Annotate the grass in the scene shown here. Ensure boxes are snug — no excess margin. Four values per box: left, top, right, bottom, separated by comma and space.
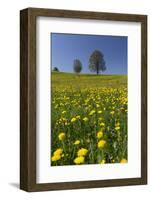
51, 72, 128, 166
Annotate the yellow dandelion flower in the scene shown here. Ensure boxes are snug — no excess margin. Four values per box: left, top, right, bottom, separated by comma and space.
53, 148, 63, 156
89, 110, 96, 116
77, 148, 88, 157
58, 132, 65, 141
100, 122, 105, 127
83, 117, 88, 122
74, 140, 80, 145
120, 159, 127, 163
98, 140, 106, 149
110, 111, 115, 115
115, 122, 120, 126
98, 117, 103, 121
98, 110, 102, 114
99, 159, 106, 164
71, 117, 76, 123
115, 126, 120, 131
51, 154, 61, 162
76, 115, 81, 119
97, 131, 103, 139
74, 156, 85, 164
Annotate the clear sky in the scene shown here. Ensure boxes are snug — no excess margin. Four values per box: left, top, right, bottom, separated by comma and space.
51, 33, 127, 74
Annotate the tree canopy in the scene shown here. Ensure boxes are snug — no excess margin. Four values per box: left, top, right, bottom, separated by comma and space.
73, 59, 82, 74
52, 67, 59, 72
89, 50, 106, 74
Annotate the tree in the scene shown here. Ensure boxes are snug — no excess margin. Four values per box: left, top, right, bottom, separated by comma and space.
89, 50, 106, 75
73, 59, 82, 74
52, 67, 59, 72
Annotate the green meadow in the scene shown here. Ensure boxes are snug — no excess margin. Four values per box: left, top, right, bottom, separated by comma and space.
51, 72, 128, 166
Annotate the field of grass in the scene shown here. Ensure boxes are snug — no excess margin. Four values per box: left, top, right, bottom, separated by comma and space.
51, 72, 128, 166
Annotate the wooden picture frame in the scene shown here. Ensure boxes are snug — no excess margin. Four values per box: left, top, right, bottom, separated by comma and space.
20, 7, 147, 192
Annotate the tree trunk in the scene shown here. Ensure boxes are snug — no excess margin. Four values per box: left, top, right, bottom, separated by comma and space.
96, 63, 99, 75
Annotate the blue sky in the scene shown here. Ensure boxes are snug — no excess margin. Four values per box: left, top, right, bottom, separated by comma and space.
51, 33, 127, 74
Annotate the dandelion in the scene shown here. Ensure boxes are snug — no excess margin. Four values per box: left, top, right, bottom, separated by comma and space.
115, 126, 120, 131
65, 122, 69, 126
97, 131, 103, 139
98, 140, 106, 149
74, 140, 80, 145
110, 111, 115, 115
74, 156, 85, 164
98, 117, 103, 121
98, 110, 102, 114
100, 122, 105, 127
115, 122, 120, 126
83, 117, 88, 122
89, 110, 96, 116
51, 154, 61, 162
53, 148, 63, 156
99, 159, 105, 164
58, 132, 65, 141
76, 115, 81, 119
71, 117, 77, 123
77, 148, 88, 157
120, 159, 127, 163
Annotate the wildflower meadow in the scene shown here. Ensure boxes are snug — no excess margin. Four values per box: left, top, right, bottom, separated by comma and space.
51, 72, 128, 166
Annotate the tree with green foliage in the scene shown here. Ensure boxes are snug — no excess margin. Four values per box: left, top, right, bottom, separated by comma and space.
73, 59, 82, 74
89, 50, 106, 75
53, 67, 59, 72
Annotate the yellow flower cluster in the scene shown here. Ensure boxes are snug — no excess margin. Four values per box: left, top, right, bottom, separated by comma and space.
74, 148, 88, 164
51, 74, 128, 166
51, 148, 63, 162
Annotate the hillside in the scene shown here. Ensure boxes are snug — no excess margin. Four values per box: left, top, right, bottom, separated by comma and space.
52, 72, 127, 89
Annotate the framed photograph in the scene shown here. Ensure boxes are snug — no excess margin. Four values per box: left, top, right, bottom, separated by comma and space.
20, 8, 147, 192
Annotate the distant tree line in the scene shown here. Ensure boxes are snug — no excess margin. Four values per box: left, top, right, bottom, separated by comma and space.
52, 49, 106, 75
